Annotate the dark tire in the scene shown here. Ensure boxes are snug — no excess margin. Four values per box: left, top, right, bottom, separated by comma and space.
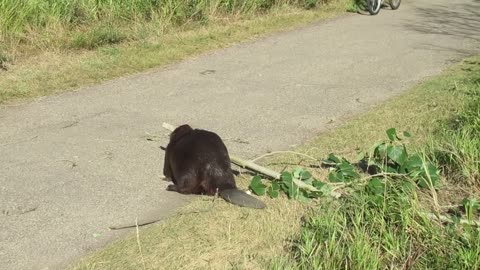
367, 0, 381, 15
389, 0, 401, 10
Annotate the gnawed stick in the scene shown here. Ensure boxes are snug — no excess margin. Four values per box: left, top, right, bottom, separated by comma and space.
230, 156, 281, 179
161, 122, 340, 198
162, 122, 176, 132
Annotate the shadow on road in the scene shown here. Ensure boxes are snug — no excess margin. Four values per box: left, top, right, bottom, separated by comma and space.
405, 2, 480, 42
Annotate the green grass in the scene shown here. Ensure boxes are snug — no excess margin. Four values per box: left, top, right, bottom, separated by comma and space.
346, 0, 365, 12
428, 59, 480, 187
0, 46, 10, 70
270, 56, 480, 269
0, 0, 340, 54
70, 55, 480, 270
0, 1, 348, 104
274, 182, 480, 269
70, 24, 127, 49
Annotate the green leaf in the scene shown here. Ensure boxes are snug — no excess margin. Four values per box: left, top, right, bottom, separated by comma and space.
292, 167, 302, 179
366, 178, 385, 195
281, 171, 292, 181
249, 175, 266, 196
328, 171, 344, 183
267, 185, 279, 198
296, 190, 311, 203
462, 197, 479, 220
300, 170, 312, 180
292, 167, 312, 181
385, 165, 399, 173
403, 131, 412, 138
356, 152, 365, 161
426, 163, 440, 187
405, 154, 423, 170
323, 153, 341, 165
386, 128, 397, 141
312, 180, 326, 190
319, 183, 333, 196
462, 197, 480, 209
387, 145, 407, 166
374, 143, 387, 158
303, 177, 316, 186
401, 181, 414, 193
281, 173, 300, 199
417, 178, 429, 189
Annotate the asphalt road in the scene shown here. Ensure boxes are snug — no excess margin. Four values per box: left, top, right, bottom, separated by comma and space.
1, 0, 479, 269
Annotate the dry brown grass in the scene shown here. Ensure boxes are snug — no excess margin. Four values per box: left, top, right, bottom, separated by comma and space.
72, 176, 306, 270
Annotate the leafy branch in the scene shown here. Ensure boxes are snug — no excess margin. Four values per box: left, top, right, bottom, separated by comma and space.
248, 128, 441, 204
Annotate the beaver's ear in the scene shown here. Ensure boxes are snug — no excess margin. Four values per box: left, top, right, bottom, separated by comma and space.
169, 124, 193, 142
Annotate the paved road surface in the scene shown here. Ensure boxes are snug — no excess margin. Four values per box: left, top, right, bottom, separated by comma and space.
1, 0, 479, 269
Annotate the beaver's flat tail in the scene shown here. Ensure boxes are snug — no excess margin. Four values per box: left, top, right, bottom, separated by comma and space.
219, 189, 266, 209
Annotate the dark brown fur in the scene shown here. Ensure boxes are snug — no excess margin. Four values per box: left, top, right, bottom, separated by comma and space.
164, 124, 265, 209
108, 124, 265, 230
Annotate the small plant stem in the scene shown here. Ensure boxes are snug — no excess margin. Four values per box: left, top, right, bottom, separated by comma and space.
250, 151, 320, 162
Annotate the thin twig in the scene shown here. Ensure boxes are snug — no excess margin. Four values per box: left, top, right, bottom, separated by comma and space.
330, 172, 407, 192
250, 151, 320, 163
439, 204, 462, 209
136, 218, 147, 270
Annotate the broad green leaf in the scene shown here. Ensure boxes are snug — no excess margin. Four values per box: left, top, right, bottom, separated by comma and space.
292, 167, 302, 179
356, 152, 365, 161
403, 131, 412, 137
387, 145, 407, 166
280, 174, 292, 193
417, 178, 429, 189
366, 178, 385, 195
374, 143, 387, 158
271, 181, 280, 191
386, 128, 397, 141
323, 153, 341, 165
249, 175, 266, 196
328, 171, 345, 183
319, 183, 333, 195
296, 190, 311, 203
300, 170, 312, 180
338, 161, 354, 171
409, 170, 421, 179
367, 194, 383, 206
462, 197, 480, 210
312, 180, 326, 190
281, 174, 300, 199
385, 165, 399, 173
405, 154, 423, 169
427, 163, 440, 185
303, 178, 313, 185
267, 185, 279, 198
401, 181, 414, 193
462, 197, 479, 220
281, 171, 293, 182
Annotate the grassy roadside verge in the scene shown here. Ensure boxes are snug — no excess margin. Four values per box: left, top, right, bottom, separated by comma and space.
70, 56, 479, 269
0, 1, 348, 105
271, 56, 480, 269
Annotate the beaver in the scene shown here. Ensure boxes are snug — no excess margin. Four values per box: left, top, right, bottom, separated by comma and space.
163, 124, 266, 209
108, 124, 265, 230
